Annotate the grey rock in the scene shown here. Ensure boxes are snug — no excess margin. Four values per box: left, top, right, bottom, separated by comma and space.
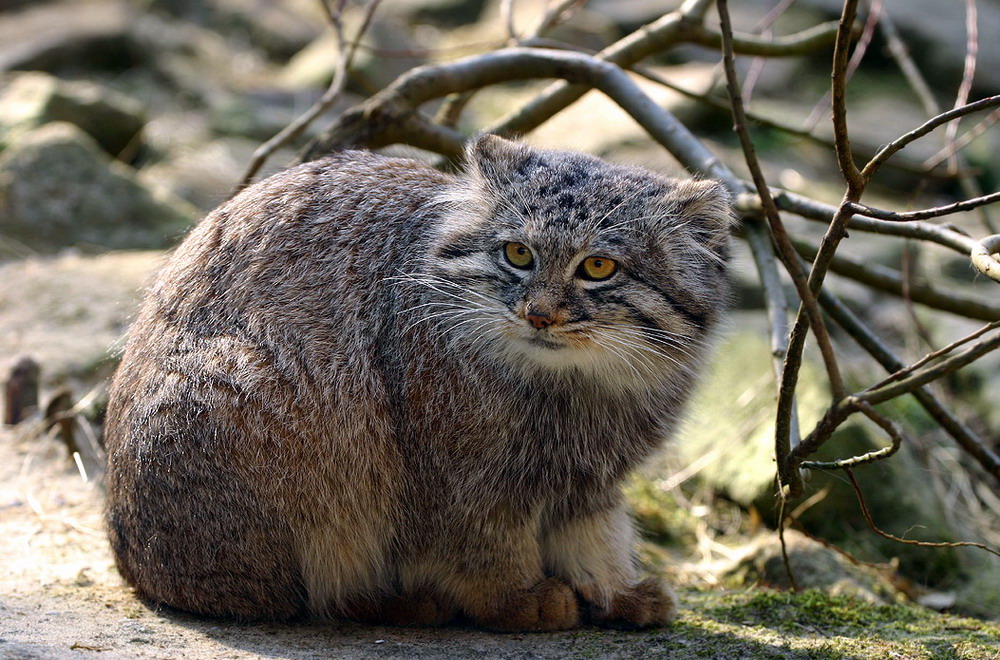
140, 0, 324, 60
0, 122, 197, 252
0, 72, 147, 159
0, 1, 134, 74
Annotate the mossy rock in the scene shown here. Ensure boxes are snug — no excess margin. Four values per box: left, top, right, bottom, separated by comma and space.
0, 122, 197, 252
0, 72, 146, 159
675, 325, 967, 587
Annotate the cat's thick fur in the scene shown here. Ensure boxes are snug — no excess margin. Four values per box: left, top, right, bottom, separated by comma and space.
104, 134, 733, 631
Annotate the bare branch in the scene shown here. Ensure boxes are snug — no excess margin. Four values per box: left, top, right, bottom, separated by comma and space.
687, 20, 845, 57
744, 217, 801, 449
867, 321, 1000, 392
302, 47, 741, 184
971, 234, 1000, 283
234, 0, 383, 194
844, 469, 1000, 559
859, 332, 1000, 406
924, 106, 1000, 170
791, 237, 1000, 322
944, 0, 979, 173
816, 287, 1000, 482
763, 190, 980, 255
718, 0, 843, 497
877, 5, 939, 117
486, 4, 840, 138
846, 192, 1000, 222
861, 95, 1000, 183
801, 402, 903, 471
831, 0, 863, 191
528, 0, 588, 39
803, 0, 879, 132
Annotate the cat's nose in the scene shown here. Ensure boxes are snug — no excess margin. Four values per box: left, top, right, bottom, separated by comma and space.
526, 311, 553, 329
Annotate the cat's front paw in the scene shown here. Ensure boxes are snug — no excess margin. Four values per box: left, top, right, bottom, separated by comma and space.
588, 577, 677, 630
476, 577, 580, 632
342, 592, 455, 627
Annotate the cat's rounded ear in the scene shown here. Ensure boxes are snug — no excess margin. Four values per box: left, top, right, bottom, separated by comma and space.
466, 134, 536, 187
664, 178, 737, 252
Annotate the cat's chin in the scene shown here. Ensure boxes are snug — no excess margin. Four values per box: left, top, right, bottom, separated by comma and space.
503, 334, 651, 384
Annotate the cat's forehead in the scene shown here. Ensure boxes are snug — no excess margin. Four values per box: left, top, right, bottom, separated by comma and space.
500, 153, 666, 234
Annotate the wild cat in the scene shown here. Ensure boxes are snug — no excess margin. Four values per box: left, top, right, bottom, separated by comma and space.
103, 134, 733, 631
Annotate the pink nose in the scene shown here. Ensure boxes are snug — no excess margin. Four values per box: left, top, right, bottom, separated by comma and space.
526, 312, 553, 329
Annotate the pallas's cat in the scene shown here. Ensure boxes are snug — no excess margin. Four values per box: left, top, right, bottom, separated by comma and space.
104, 134, 733, 631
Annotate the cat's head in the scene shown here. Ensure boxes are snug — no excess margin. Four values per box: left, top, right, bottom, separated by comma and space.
421, 134, 734, 384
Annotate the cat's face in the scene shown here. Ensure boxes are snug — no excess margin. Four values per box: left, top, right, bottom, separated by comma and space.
420, 135, 733, 383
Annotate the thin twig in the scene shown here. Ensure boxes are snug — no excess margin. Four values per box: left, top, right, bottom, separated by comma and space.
744, 217, 801, 449
803, 0, 879, 132
861, 95, 1000, 183
790, 236, 1000, 322
765, 189, 979, 255
859, 332, 1000, 406
846, 192, 1000, 222
945, 0, 978, 174
234, 0, 382, 194
630, 66, 957, 180
924, 107, 1000, 170
878, 4, 939, 117
801, 401, 904, 470
774, 0, 863, 498
529, 0, 587, 39
831, 0, 863, 190
777, 497, 801, 592
718, 0, 843, 499
845, 468, 1000, 558
816, 287, 1000, 483
485, 3, 841, 138
866, 321, 1000, 391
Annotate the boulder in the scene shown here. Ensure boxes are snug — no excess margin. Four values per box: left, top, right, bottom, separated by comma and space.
0, 1, 133, 74
0, 72, 146, 159
675, 324, 965, 584
140, 0, 323, 60
0, 122, 197, 252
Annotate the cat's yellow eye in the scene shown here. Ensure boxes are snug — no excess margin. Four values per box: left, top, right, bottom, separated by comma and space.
504, 242, 534, 269
579, 256, 617, 281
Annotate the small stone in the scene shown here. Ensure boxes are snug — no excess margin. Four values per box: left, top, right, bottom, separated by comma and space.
3, 355, 39, 425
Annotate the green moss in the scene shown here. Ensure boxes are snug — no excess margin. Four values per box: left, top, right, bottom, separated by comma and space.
668, 588, 1000, 659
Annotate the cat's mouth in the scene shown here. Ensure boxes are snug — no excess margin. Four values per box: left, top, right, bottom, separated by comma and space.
525, 333, 565, 350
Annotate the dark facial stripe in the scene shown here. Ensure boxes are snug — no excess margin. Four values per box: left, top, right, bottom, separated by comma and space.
438, 243, 484, 260
628, 272, 708, 331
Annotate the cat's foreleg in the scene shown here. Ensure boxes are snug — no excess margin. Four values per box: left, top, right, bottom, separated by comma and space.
401, 514, 580, 632
542, 500, 677, 629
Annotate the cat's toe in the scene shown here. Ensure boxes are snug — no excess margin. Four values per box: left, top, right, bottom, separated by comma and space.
588, 577, 677, 630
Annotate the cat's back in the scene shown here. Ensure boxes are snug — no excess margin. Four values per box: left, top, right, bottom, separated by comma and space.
155, 152, 454, 317
115, 152, 455, 401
